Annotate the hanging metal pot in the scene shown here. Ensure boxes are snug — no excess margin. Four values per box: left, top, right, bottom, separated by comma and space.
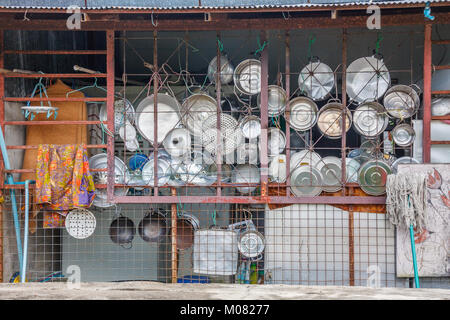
267, 127, 286, 156
392, 123, 415, 147
238, 229, 265, 259
383, 84, 420, 119
175, 212, 200, 250
141, 156, 171, 187
162, 127, 191, 158
290, 149, 322, 173
391, 156, 421, 174
138, 209, 168, 243
346, 55, 391, 104
358, 159, 392, 196
234, 59, 261, 95
258, 85, 288, 117
231, 164, 260, 194
238, 115, 261, 140
288, 96, 319, 132
268, 154, 287, 183
99, 98, 136, 135
346, 157, 361, 183
135, 93, 181, 145
109, 216, 135, 249
315, 156, 342, 193
207, 54, 234, 85
236, 142, 259, 164
181, 93, 218, 137
353, 101, 388, 138
298, 58, 335, 101
290, 165, 323, 197
431, 97, 450, 117
317, 102, 352, 139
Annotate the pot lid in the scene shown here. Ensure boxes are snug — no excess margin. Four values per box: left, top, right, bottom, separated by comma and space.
290, 150, 322, 173
238, 230, 265, 258
142, 157, 171, 187
163, 127, 191, 158
231, 164, 260, 194
358, 159, 392, 196
291, 165, 323, 197
315, 156, 342, 193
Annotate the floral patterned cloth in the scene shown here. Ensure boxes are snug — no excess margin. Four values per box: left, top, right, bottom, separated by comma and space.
35, 144, 96, 213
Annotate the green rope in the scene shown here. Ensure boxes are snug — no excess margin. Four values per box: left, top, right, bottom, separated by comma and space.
217, 38, 224, 52
375, 33, 383, 55
307, 35, 316, 60
211, 210, 216, 226
254, 35, 269, 57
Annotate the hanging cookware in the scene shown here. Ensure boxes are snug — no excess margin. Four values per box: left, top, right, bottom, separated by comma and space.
236, 142, 259, 164
346, 55, 391, 104
383, 85, 420, 119
268, 154, 287, 183
138, 209, 168, 243
109, 216, 136, 249
201, 113, 243, 157
431, 97, 450, 117
135, 93, 181, 145
238, 115, 261, 140
290, 165, 323, 197
162, 127, 191, 158
141, 157, 171, 187
358, 159, 392, 196
175, 212, 200, 250
391, 156, 420, 174
232, 164, 260, 194
258, 85, 288, 117
392, 123, 415, 147
346, 157, 361, 183
353, 101, 388, 138
207, 54, 235, 85
118, 120, 136, 142
128, 153, 148, 171
288, 96, 319, 131
89, 153, 129, 208
65, 208, 96, 240
206, 163, 232, 183
317, 102, 352, 139
290, 149, 322, 173
315, 156, 342, 193
238, 229, 265, 259
99, 98, 135, 135
233, 59, 261, 95
298, 58, 335, 101
267, 127, 286, 156
181, 93, 218, 137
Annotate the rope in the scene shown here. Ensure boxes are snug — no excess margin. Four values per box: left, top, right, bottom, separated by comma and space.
375, 33, 383, 55
254, 35, 268, 57
217, 38, 224, 52
386, 172, 427, 231
307, 35, 316, 60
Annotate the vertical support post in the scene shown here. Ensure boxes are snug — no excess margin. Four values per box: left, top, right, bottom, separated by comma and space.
106, 30, 115, 202
171, 187, 178, 283
348, 204, 355, 286
153, 30, 159, 196
341, 29, 347, 194
215, 31, 222, 197
285, 31, 291, 197
423, 24, 432, 164
260, 30, 269, 198
0, 29, 4, 283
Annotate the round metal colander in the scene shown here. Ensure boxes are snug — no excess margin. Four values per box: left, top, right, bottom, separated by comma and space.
65, 208, 96, 239
201, 114, 243, 157
238, 230, 265, 259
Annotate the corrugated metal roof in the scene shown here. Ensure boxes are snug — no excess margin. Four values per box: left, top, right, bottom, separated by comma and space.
0, 0, 448, 10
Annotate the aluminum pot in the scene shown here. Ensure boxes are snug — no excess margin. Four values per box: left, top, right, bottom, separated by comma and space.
391, 156, 420, 174
288, 96, 319, 131
383, 84, 420, 119
290, 165, 323, 197
174, 212, 200, 250
346, 55, 390, 104
267, 127, 286, 155
353, 101, 388, 138
238, 115, 261, 140
233, 59, 261, 95
135, 93, 181, 145
236, 142, 259, 165
392, 123, 415, 147
138, 209, 168, 243
290, 149, 322, 173
315, 156, 342, 193
258, 85, 288, 117
99, 98, 135, 135
268, 154, 287, 183
358, 159, 392, 196
232, 164, 260, 194
109, 216, 135, 249
181, 93, 218, 137
207, 54, 234, 85
298, 59, 335, 101
163, 127, 191, 158
431, 97, 450, 117
317, 102, 352, 139
141, 157, 171, 187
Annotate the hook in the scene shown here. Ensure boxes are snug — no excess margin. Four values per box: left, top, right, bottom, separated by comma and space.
23, 9, 30, 21
151, 12, 158, 27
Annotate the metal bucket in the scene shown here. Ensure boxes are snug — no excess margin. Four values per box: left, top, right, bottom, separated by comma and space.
392, 123, 415, 147
181, 93, 218, 137
268, 154, 287, 183
231, 164, 260, 194
298, 59, 335, 101
141, 157, 171, 187
353, 101, 388, 138
290, 149, 322, 173
135, 93, 181, 145
267, 127, 286, 156
391, 156, 420, 173
346, 56, 390, 104
358, 159, 392, 196
233, 59, 261, 95
99, 98, 135, 135
317, 102, 352, 139
315, 156, 342, 193
89, 153, 129, 208
290, 165, 323, 197
383, 84, 420, 119
238, 115, 261, 140
176, 212, 200, 250
288, 96, 319, 131
162, 127, 191, 158
259, 85, 288, 117
207, 54, 234, 84
138, 209, 167, 243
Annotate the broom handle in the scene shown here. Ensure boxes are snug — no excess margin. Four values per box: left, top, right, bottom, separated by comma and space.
409, 224, 420, 288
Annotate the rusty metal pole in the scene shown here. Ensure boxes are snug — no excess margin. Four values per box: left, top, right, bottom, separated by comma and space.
0, 29, 4, 283
153, 30, 159, 196
260, 30, 269, 199
423, 24, 432, 164
285, 31, 291, 197
215, 31, 222, 197
348, 204, 355, 286
171, 187, 178, 283
106, 30, 115, 202
341, 29, 347, 195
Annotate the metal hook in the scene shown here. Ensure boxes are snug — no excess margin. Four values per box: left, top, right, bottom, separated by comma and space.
23, 9, 30, 21
151, 12, 158, 27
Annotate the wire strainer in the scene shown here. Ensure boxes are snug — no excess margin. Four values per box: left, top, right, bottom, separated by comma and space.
65, 208, 96, 239
201, 114, 243, 156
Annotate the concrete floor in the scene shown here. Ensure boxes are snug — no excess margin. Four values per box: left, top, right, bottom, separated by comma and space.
0, 282, 449, 300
